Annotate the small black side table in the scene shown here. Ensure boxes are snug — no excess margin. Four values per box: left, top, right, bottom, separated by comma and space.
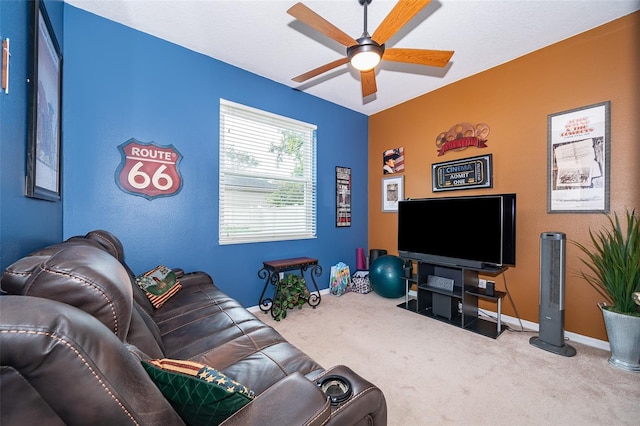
257, 257, 322, 319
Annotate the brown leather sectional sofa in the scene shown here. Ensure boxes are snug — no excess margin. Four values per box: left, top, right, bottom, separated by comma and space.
0, 230, 386, 425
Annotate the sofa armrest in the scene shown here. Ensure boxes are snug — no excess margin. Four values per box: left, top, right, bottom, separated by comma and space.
314, 365, 387, 425
175, 270, 214, 288
222, 372, 330, 426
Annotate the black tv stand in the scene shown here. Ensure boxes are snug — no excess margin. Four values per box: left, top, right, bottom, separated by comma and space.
398, 258, 508, 339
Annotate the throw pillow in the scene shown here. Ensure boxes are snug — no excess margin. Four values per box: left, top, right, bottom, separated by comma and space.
135, 265, 182, 308
142, 358, 254, 426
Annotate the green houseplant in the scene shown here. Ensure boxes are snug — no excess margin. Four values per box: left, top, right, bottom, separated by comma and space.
573, 209, 640, 371
272, 273, 310, 321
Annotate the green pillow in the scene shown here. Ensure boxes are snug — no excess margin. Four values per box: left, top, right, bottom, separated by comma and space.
142, 359, 254, 426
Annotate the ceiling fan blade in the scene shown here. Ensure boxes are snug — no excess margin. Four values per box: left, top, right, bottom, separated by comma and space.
292, 57, 350, 83
288, 2, 358, 48
383, 48, 454, 67
372, 0, 431, 45
361, 70, 377, 97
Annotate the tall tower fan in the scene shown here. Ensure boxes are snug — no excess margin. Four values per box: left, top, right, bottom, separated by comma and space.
530, 232, 576, 357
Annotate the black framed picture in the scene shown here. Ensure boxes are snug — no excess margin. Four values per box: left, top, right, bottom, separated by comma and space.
336, 166, 351, 227
431, 154, 493, 192
26, 0, 62, 201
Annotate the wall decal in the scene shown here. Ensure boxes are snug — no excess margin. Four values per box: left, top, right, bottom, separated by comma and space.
115, 138, 183, 200
435, 122, 490, 156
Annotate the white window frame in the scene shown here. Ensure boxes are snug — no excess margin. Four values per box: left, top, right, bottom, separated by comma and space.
219, 99, 317, 245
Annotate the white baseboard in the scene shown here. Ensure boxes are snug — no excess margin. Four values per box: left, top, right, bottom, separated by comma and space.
482, 310, 610, 351
247, 290, 610, 352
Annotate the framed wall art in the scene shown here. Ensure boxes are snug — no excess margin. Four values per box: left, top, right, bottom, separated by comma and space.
382, 147, 404, 174
432, 154, 493, 192
26, 0, 62, 201
382, 175, 404, 212
336, 166, 351, 227
547, 101, 610, 213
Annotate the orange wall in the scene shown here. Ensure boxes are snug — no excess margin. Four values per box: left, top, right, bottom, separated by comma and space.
368, 12, 640, 341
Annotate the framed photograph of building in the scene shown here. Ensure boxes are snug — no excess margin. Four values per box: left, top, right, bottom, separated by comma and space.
547, 101, 610, 213
382, 175, 404, 212
26, 0, 62, 201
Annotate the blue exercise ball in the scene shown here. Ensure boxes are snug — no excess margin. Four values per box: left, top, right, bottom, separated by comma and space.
369, 255, 405, 298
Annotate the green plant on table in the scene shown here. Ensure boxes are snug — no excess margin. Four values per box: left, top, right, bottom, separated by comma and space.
272, 273, 311, 321
573, 209, 640, 316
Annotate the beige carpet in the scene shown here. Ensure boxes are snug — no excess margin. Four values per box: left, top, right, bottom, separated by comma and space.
259, 291, 640, 425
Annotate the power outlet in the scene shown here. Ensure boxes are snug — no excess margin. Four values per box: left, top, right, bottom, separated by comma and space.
478, 279, 487, 289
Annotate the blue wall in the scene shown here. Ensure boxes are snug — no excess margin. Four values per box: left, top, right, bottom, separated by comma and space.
0, 0, 63, 270
62, 5, 368, 307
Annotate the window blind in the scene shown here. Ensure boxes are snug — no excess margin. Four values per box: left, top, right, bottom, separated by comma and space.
219, 99, 317, 245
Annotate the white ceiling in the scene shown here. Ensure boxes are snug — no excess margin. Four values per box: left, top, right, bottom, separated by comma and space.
64, 0, 640, 116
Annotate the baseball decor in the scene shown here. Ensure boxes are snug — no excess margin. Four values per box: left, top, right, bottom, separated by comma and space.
116, 138, 183, 200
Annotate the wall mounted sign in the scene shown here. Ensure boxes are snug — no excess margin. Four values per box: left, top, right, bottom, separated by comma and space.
435, 122, 490, 156
382, 147, 405, 174
116, 138, 183, 200
547, 101, 610, 213
336, 166, 351, 227
432, 154, 493, 192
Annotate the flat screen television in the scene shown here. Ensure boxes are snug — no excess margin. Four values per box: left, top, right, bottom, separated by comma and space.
398, 193, 516, 270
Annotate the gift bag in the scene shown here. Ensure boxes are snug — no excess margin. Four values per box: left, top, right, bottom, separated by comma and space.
329, 262, 351, 296
351, 270, 371, 294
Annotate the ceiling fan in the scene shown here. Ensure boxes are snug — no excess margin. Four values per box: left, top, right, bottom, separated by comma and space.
287, 0, 454, 97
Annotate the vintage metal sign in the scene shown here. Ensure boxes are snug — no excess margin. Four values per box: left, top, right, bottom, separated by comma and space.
435, 122, 490, 156
116, 138, 183, 199
432, 154, 493, 192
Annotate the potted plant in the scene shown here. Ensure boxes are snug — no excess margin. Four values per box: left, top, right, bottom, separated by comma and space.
271, 273, 310, 321
573, 209, 640, 372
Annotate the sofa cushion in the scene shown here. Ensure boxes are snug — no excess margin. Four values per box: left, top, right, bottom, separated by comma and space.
1, 242, 166, 357
142, 358, 254, 426
0, 296, 184, 425
151, 277, 323, 394
1, 244, 133, 341
135, 265, 182, 309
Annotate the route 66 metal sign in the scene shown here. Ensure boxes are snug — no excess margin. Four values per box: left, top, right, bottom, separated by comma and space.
115, 138, 183, 200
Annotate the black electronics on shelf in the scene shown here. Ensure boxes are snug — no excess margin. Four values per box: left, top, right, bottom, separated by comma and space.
397, 193, 516, 270
401, 259, 508, 339
396, 193, 516, 339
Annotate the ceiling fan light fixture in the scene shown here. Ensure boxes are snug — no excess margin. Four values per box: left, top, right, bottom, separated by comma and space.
347, 38, 384, 71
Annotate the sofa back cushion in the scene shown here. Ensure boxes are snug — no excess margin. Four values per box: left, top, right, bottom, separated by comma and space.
2, 243, 134, 340
84, 230, 157, 315
1, 241, 165, 358
0, 296, 184, 425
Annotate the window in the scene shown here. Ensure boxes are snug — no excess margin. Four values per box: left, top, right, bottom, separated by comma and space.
219, 99, 317, 245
